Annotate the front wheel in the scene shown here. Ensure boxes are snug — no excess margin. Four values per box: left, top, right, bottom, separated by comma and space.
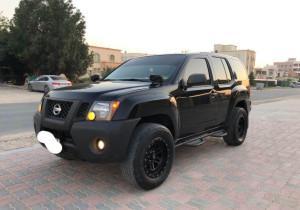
121, 123, 175, 190
28, 84, 33, 91
223, 107, 248, 146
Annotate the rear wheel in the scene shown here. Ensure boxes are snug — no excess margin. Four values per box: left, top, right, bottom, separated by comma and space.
121, 123, 175, 190
44, 85, 50, 93
223, 107, 248, 146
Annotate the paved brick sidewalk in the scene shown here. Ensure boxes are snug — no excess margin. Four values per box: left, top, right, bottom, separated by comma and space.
1, 100, 300, 210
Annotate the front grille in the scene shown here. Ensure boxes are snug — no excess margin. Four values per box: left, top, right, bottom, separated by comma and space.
76, 102, 90, 118
46, 100, 73, 119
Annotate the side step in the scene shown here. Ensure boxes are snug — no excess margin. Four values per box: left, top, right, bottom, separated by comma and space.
184, 138, 205, 147
211, 131, 227, 137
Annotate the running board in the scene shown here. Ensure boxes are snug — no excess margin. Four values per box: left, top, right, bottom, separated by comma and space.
211, 131, 227, 137
184, 138, 205, 147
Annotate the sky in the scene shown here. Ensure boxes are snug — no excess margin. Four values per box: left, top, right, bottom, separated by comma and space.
1, 0, 300, 67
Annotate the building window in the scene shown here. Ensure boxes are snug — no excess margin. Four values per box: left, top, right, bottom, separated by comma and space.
93, 54, 100, 62
110, 55, 115, 62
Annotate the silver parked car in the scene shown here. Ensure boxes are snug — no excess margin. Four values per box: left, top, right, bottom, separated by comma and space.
28, 75, 72, 93
290, 82, 300, 88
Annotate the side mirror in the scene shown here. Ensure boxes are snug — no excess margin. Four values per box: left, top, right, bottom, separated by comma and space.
187, 74, 207, 87
91, 74, 100, 82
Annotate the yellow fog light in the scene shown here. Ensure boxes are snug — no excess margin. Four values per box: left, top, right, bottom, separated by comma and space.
97, 140, 105, 150
87, 112, 96, 121
38, 104, 42, 112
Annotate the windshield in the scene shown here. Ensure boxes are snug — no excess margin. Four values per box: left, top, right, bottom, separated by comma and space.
104, 55, 186, 82
51, 76, 67, 81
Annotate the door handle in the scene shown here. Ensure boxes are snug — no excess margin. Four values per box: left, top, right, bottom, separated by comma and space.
210, 92, 218, 98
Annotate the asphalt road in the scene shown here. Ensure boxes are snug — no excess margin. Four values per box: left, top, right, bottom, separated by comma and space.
0, 102, 39, 136
0, 85, 300, 137
0, 86, 43, 137
251, 88, 300, 102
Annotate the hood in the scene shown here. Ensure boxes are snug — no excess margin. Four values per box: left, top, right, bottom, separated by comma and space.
46, 81, 150, 101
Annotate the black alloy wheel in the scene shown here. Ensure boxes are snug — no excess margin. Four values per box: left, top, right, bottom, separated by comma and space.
144, 137, 169, 179
237, 115, 247, 139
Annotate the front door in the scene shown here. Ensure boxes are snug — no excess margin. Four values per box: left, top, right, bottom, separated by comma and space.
33, 76, 43, 90
177, 57, 218, 137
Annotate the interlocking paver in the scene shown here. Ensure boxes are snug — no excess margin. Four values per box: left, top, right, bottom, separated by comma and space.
186, 197, 210, 209
1, 99, 300, 209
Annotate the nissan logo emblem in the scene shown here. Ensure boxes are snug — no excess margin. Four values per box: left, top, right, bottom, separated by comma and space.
53, 104, 62, 116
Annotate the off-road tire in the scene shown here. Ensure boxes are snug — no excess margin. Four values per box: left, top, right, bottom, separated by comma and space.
223, 107, 248, 146
121, 123, 175, 190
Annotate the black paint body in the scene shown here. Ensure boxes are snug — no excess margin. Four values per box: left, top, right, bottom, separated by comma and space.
34, 53, 251, 162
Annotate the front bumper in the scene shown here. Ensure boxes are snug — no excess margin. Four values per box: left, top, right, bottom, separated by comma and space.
34, 112, 140, 162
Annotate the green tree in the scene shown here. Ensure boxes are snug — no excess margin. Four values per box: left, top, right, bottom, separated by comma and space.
0, 12, 10, 30
9, 0, 92, 80
248, 71, 256, 86
101, 66, 115, 78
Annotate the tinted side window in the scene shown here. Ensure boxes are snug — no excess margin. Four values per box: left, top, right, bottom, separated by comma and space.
43, 77, 49, 81
221, 59, 232, 81
37, 77, 44, 81
229, 58, 248, 80
211, 57, 228, 84
184, 58, 211, 85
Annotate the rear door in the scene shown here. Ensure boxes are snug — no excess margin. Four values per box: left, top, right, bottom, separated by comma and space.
210, 57, 233, 125
39, 76, 49, 91
177, 57, 218, 137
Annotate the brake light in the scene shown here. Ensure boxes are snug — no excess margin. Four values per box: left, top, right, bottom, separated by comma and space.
67, 82, 72, 85
52, 82, 60, 85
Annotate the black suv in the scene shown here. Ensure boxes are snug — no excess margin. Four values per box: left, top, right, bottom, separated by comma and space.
34, 53, 251, 190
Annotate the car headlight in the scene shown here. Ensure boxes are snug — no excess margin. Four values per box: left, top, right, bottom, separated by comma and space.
87, 101, 120, 121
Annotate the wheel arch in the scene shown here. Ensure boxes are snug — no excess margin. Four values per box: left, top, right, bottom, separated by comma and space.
113, 93, 179, 140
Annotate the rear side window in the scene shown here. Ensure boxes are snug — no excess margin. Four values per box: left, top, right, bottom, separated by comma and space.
228, 58, 248, 80
221, 59, 232, 81
184, 58, 211, 85
211, 57, 231, 84
51, 76, 67, 81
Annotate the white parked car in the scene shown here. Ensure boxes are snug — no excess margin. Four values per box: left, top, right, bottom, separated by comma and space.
290, 82, 300, 88
28, 75, 72, 93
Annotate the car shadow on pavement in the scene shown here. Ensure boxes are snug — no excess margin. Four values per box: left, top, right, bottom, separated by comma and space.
29, 136, 231, 192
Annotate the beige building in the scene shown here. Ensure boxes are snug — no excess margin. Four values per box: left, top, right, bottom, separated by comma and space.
87, 46, 122, 76
122, 52, 151, 62
214, 44, 256, 75
274, 58, 300, 77
254, 65, 278, 79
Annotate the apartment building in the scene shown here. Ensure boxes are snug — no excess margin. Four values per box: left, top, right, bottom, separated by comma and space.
122, 52, 151, 62
274, 58, 300, 76
254, 65, 278, 79
214, 44, 256, 75
87, 46, 122, 76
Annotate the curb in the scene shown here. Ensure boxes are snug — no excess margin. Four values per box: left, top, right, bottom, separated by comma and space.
0, 145, 41, 155
0, 83, 27, 90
